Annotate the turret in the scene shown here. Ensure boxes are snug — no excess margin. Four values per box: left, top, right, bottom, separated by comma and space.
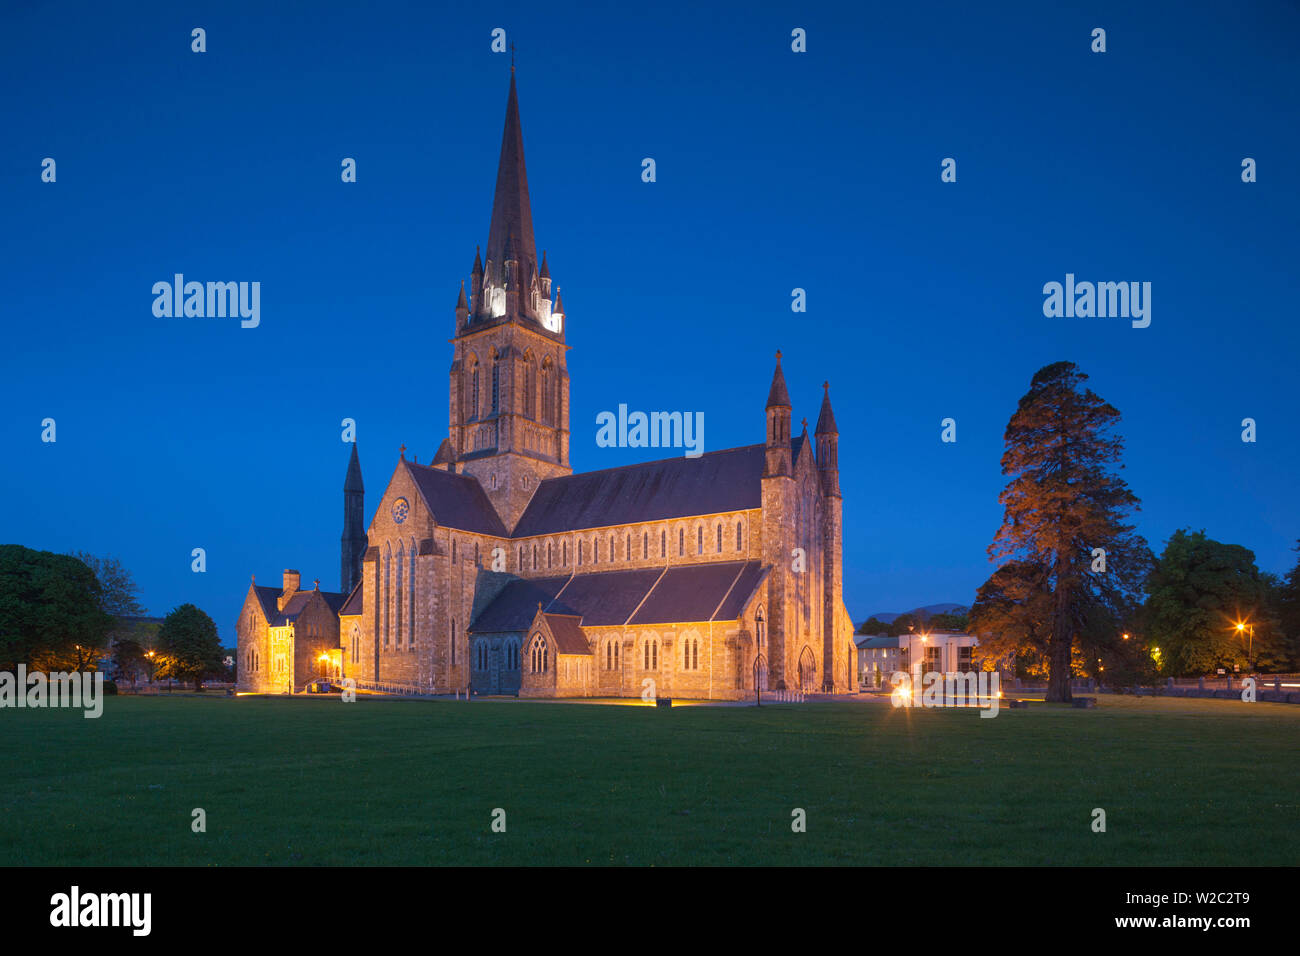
815, 381, 840, 497
764, 351, 792, 478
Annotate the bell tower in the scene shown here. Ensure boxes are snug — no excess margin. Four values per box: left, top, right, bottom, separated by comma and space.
446, 68, 571, 531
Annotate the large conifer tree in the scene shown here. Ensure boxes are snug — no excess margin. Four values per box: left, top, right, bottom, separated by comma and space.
983, 362, 1151, 701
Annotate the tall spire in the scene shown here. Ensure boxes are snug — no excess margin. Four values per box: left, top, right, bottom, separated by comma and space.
766, 350, 791, 408
343, 441, 364, 493
486, 70, 537, 298
815, 381, 838, 435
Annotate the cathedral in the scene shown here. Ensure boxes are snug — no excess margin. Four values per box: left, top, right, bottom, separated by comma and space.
236, 70, 854, 700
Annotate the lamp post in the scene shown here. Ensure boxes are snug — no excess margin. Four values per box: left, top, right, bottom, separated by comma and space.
1235, 621, 1254, 674
146, 650, 155, 690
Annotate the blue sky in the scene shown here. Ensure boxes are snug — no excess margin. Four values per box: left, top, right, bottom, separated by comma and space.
2, 0, 1297, 638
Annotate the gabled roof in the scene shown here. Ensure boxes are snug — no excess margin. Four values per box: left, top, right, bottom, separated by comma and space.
468, 561, 767, 634
543, 613, 590, 655
339, 580, 363, 616
628, 562, 763, 625
469, 576, 570, 633
405, 460, 509, 536
512, 445, 766, 537
252, 585, 281, 620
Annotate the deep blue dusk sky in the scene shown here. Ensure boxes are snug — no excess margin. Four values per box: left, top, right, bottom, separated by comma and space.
3, 0, 1297, 640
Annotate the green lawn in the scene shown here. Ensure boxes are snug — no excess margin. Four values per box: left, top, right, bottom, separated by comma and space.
2, 694, 1296, 865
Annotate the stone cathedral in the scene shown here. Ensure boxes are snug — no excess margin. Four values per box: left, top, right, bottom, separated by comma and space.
236, 71, 854, 700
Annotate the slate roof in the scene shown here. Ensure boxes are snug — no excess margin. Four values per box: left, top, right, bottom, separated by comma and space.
254, 584, 348, 626
629, 563, 749, 625
543, 614, 590, 655
405, 461, 509, 536
513, 444, 778, 537
252, 585, 282, 620
857, 635, 899, 649
469, 576, 570, 633
545, 568, 664, 627
468, 561, 767, 634
339, 581, 363, 616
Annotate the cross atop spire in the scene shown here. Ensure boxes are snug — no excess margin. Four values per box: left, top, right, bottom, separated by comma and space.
485, 69, 537, 296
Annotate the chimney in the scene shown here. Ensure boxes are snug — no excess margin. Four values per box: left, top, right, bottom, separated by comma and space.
279, 569, 300, 610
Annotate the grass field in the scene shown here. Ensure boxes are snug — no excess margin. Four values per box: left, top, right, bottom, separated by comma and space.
2, 694, 1296, 866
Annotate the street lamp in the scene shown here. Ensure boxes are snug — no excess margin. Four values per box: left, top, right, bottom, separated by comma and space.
1234, 621, 1254, 673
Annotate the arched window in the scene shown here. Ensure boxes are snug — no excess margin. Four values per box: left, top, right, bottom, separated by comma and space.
351, 624, 359, 664
625, 534, 631, 561
606, 638, 621, 671
540, 361, 553, 425
594, 537, 600, 563
548, 541, 553, 568
683, 636, 700, 671
524, 356, 536, 419
470, 365, 480, 420
451, 538, 457, 563
609, 535, 615, 561
697, 526, 703, 555
533, 544, 538, 570
563, 540, 569, 565
577, 540, 584, 566
736, 521, 743, 551
756, 607, 766, 651
531, 634, 548, 673
716, 524, 722, 552
661, 530, 667, 557
392, 541, 403, 647
642, 532, 648, 559
451, 618, 457, 665
383, 544, 392, 647
408, 546, 416, 646
643, 639, 658, 671
678, 528, 685, 556
490, 355, 500, 415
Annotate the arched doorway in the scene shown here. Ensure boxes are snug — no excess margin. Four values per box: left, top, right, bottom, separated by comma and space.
797, 646, 817, 693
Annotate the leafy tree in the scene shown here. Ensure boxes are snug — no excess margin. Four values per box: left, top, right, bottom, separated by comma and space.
0, 545, 113, 671
928, 611, 969, 632
983, 362, 1152, 701
67, 552, 144, 618
155, 604, 222, 691
856, 616, 892, 636
969, 559, 1053, 672
1143, 529, 1281, 675
112, 639, 147, 687
1275, 540, 1300, 669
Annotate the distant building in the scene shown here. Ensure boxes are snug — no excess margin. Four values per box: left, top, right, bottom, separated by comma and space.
857, 631, 981, 689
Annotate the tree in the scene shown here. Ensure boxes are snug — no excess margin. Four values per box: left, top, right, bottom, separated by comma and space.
155, 604, 222, 691
856, 616, 892, 636
928, 611, 970, 632
983, 362, 1152, 702
67, 552, 144, 618
1276, 540, 1300, 669
969, 559, 1053, 673
112, 639, 148, 687
0, 545, 113, 672
1143, 529, 1282, 675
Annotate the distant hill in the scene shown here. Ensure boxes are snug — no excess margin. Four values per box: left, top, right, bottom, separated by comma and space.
867, 603, 968, 625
